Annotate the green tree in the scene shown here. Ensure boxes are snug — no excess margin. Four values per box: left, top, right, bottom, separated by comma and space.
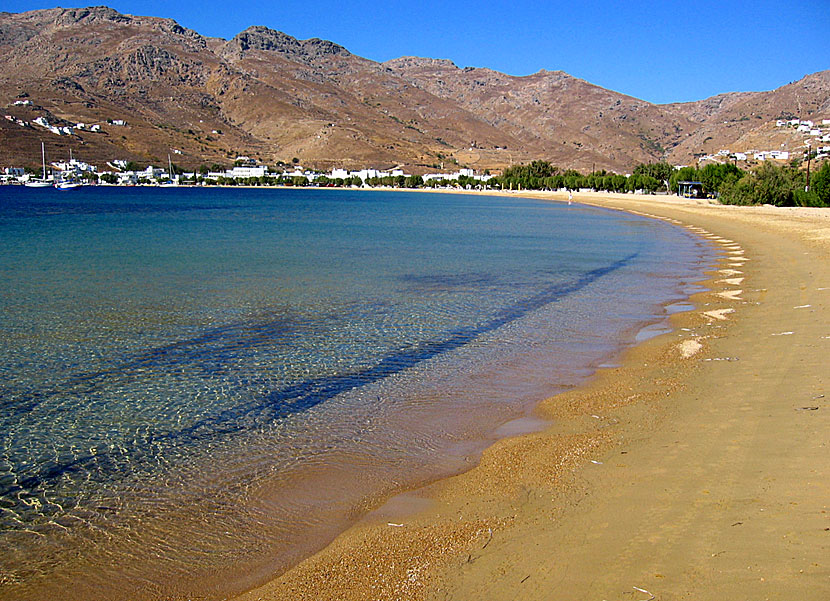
633, 162, 673, 189
753, 162, 796, 206
719, 174, 756, 205
809, 161, 830, 206
640, 175, 661, 193
719, 162, 806, 206
610, 174, 627, 192
405, 175, 424, 188
698, 163, 742, 196
669, 166, 698, 194
564, 175, 582, 191
526, 160, 556, 178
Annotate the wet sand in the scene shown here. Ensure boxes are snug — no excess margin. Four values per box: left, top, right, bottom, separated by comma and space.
233, 192, 830, 601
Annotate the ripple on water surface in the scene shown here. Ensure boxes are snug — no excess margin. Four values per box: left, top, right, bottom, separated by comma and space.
0, 187, 714, 600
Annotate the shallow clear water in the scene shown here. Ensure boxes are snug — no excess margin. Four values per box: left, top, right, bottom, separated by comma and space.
0, 187, 713, 599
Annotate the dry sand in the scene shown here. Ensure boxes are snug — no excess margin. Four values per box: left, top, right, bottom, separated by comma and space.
233, 192, 830, 601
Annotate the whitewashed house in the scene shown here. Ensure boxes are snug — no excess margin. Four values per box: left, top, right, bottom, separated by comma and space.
230, 165, 268, 178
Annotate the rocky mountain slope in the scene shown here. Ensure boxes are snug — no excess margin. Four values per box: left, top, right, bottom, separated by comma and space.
1, 6, 828, 173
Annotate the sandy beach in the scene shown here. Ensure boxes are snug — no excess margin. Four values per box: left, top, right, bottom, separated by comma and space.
233, 192, 830, 601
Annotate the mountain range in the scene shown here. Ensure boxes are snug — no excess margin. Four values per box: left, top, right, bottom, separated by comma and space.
1, 6, 828, 173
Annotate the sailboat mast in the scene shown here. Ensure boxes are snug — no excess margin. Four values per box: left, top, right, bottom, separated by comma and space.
41, 141, 46, 180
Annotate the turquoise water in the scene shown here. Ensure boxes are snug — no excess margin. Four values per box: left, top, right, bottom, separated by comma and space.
0, 187, 713, 599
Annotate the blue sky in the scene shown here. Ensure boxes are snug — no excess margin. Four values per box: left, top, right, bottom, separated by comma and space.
6, 0, 828, 104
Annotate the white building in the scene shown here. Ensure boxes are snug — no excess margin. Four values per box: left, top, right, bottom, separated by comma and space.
423, 169, 493, 183
52, 158, 96, 174
32, 116, 72, 135
230, 165, 268, 178
127, 166, 164, 180
754, 150, 789, 161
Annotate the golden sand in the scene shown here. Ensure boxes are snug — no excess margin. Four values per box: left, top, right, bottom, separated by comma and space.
233, 192, 830, 601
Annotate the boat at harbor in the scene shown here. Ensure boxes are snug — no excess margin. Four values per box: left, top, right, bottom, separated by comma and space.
55, 181, 82, 190
24, 141, 52, 187
159, 153, 179, 186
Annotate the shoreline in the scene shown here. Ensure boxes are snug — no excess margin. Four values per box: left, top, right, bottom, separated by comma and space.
232, 192, 830, 601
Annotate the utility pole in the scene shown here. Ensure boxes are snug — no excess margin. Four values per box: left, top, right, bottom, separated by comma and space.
805, 141, 812, 191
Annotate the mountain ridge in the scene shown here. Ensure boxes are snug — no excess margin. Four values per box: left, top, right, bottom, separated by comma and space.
1, 6, 827, 173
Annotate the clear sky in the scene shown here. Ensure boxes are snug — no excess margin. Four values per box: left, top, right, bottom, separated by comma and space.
5, 0, 828, 104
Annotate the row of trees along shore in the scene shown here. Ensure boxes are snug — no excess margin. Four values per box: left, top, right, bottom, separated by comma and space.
98, 158, 829, 207
495, 160, 830, 207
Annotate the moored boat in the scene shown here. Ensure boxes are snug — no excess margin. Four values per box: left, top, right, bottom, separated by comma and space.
54, 181, 82, 190
24, 141, 52, 187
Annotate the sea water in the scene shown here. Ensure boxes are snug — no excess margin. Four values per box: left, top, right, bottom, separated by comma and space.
0, 187, 713, 600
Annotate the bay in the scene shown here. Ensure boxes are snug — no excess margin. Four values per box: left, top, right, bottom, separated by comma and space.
0, 187, 713, 600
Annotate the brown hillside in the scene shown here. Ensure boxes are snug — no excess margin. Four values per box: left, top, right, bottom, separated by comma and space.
0, 6, 827, 173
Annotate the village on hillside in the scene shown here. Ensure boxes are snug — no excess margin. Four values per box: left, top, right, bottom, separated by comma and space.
2, 96, 829, 193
